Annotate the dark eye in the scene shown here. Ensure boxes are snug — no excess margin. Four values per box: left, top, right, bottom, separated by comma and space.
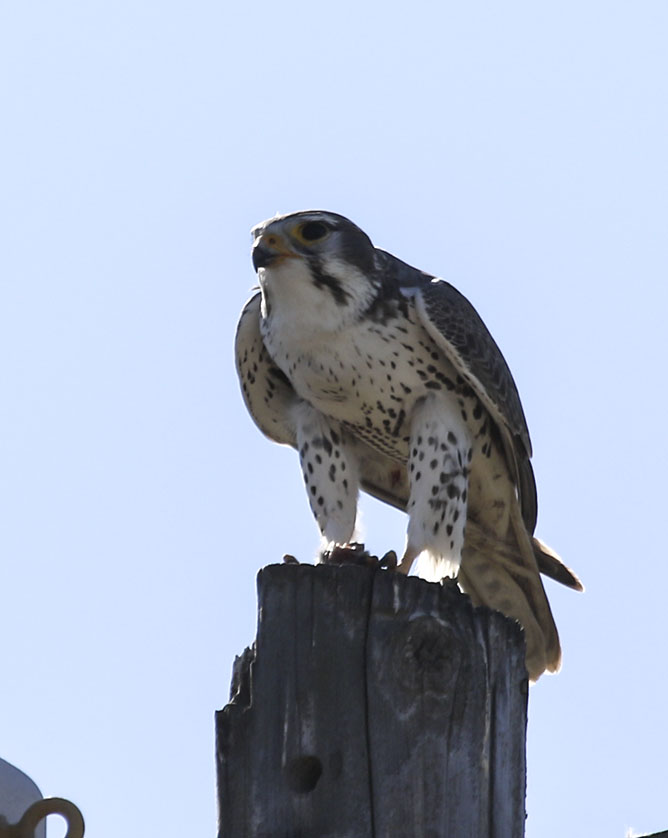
300, 221, 329, 242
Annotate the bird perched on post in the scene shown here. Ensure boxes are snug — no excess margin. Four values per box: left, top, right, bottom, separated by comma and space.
235, 210, 582, 680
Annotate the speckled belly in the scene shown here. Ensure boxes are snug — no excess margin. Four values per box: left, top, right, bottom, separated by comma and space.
264, 300, 489, 463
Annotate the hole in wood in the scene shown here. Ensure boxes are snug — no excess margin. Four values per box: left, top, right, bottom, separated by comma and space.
285, 755, 323, 794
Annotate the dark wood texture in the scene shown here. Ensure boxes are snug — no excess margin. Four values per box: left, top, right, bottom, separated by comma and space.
216, 563, 528, 838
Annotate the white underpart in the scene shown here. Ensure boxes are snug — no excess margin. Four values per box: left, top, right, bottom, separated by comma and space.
258, 256, 375, 341
292, 401, 360, 546
405, 392, 472, 582
260, 255, 481, 575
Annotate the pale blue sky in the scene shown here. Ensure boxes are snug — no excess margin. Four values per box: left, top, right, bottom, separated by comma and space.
2, 2, 667, 836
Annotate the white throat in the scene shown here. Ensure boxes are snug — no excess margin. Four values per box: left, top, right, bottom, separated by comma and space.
258, 256, 376, 342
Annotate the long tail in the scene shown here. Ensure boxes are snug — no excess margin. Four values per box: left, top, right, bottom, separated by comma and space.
458, 506, 562, 681
533, 537, 584, 591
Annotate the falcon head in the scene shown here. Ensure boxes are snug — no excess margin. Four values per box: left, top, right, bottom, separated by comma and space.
252, 210, 375, 275
251, 211, 385, 327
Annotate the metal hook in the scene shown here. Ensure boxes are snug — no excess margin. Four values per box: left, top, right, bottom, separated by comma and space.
0, 797, 84, 838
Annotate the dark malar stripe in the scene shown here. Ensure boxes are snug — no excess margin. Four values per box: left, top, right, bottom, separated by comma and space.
309, 263, 351, 306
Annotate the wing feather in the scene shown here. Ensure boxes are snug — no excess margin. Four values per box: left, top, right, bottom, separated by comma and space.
413, 279, 537, 532
235, 293, 297, 447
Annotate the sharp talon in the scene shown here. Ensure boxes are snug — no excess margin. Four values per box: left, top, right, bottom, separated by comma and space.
397, 556, 415, 575
321, 543, 375, 567
397, 546, 419, 576
283, 554, 299, 564
380, 550, 398, 570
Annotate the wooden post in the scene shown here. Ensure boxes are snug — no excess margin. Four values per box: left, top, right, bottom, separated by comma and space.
216, 563, 528, 838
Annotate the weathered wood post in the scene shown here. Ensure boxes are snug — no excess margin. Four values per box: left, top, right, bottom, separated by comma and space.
216, 563, 528, 837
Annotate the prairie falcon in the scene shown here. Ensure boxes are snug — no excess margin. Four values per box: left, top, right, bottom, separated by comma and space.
235, 210, 582, 680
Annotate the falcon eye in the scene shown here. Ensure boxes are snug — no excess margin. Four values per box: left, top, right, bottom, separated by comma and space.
299, 221, 329, 242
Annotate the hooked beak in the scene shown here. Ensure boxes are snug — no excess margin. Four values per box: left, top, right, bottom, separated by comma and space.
252, 231, 297, 271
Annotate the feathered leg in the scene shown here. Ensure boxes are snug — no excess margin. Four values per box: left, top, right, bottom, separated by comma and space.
398, 393, 472, 581
293, 401, 359, 545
